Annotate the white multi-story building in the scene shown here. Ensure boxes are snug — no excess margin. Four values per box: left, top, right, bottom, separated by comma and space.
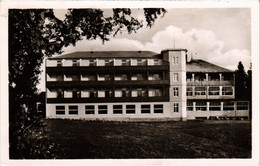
45, 49, 249, 121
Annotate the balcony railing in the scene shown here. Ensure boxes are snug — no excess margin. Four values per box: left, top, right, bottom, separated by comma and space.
46, 80, 170, 88
47, 96, 169, 103
46, 65, 169, 73
187, 80, 234, 86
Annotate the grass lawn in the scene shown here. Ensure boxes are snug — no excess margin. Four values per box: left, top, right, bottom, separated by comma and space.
44, 119, 251, 159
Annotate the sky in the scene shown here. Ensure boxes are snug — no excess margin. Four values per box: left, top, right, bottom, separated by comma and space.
38, 8, 251, 91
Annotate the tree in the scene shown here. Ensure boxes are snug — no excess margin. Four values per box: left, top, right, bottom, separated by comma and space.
245, 64, 252, 119
235, 61, 247, 100
9, 8, 166, 158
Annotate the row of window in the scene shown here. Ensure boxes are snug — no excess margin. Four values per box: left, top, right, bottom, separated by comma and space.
186, 101, 248, 111
51, 88, 164, 98
54, 59, 164, 67
48, 73, 164, 82
55, 104, 179, 115
186, 87, 233, 96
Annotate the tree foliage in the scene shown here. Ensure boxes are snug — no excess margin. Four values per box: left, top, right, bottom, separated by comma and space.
235, 61, 251, 100
9, 8, 166, 159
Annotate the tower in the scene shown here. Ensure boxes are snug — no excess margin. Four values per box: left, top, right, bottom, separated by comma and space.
162, 49, 188, 120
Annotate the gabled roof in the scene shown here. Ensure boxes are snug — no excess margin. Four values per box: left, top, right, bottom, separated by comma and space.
50, 51, 161, 59
186, 59, 233, 73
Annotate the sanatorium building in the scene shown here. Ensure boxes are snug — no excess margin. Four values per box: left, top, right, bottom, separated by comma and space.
45, 49, 249, 121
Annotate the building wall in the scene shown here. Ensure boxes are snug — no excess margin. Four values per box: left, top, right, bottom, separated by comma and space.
46, 102, 183, 120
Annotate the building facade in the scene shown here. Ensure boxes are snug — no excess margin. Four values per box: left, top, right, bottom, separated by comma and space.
45, 49, 249, 121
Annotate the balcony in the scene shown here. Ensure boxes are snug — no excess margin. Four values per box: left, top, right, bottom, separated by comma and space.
46, 65, 169, 73
47, 96, 169, 103
187, 80, 234, 86
46, 80, 170, 88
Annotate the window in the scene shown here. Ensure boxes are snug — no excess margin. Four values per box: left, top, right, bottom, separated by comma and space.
69, 106, 78, 115
57, 90, 64, 98
85, 105, 95, 114
126, 105, 135, 114
122, 59, 127, 66
237, 102, 248, 110
172, 57, 179, 65
65, 74, 79, 81
154, 59, 159, 65
89, 75, 96, 81
113, 105, 123, 114
222, 87, 233, 96
98, 105, 107, 114
56, 75, 63, 81
173, 73, 178, 82
209, 101, 221, 111
187, 101, 193, 111
122, 89, 130, 97
105, 59, 111, 66
149, 73, 161, 80
72, 60, 79, 66
122, 90, 126, 97
56, 106, 65, 115
115, 74, 127, 81
137, 74, 143, 80
89, 89, 96, 98
149, 89, 161, 97
104, 74, 110, 81
223, 101, 234, 111
57, 60, 62, 67
196, 101, 207, 111
89, 59, 95, 66
98, 74, 110, 81
72, 75, 80, 81
154, 89, 161, 97
141, 105, 150, 114
173, 103, 179, 112
154, 105, 163, 114
72, 91, 80, 98
173, 87, 179, 96
105, 90, 111, 98
186, 87, 193, 96
137, 59, 143, 66
154, 74, 160, 80
208, 87, 219, 96
195, 87, 206, 96
137, 88, 143, 97
137, 88, 146, 97
82, 74, 96, 81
